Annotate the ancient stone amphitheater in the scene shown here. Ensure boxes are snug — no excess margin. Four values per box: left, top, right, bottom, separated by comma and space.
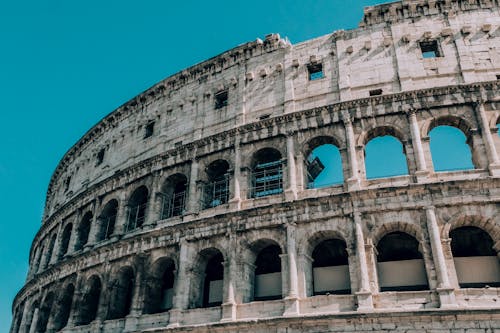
10, 0, 500, 332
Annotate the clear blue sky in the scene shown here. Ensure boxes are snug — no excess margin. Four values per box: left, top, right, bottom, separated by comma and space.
0, 1, 490, 331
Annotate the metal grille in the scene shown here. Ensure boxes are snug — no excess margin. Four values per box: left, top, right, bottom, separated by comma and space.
160, 191, 186, 219
249, 160, 283, 198
102, 214, 116, 240
201, 176, 229, 209
126, 203, 147, 232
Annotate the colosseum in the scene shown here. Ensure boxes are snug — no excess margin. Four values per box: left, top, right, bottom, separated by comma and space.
10, 0, 500, 332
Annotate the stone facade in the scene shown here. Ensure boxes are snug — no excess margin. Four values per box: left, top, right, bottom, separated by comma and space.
10, 0, 500, 332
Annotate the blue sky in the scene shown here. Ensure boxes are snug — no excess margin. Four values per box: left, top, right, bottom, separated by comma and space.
0, 1, 492, 331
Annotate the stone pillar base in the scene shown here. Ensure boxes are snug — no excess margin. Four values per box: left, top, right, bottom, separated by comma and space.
415, 170, 429, 182
437, 287, 458, 309
124, 315, 139, 332
167, 309, 182, 328
282, 296, 300, 317
220, 302, 237, 322
228, 198, 241, 211
347, 177, 360, 191
284, 189, 297, 201
488, 163, 500, 177
356, 291, 374, 311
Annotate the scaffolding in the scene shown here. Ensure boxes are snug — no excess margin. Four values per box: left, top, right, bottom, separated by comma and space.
126, 203, 147, 232
201, 175, 230, 209
249, 160, 284, 198
160, 191, 187, 219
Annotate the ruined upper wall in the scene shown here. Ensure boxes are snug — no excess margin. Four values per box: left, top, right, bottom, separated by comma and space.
44, 0, 500, 220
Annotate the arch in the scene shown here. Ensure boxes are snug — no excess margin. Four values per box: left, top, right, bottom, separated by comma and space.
251, 239, 282, 301
442, 213, 500, 243
190, 248, 224, 308
58, 223, 72, 260
250, 148, 283, 198
363, 127, 409, 179
311, 238, 351, 295
424, 115, 473, 138
160, 174, 188, 219
24, 299, 40, 333
429, 125, 475, 171
36, 292, 55, 333
126, 186, 149, 231
376, 231, 429, 291
76, 275, 102, 326
75, 211, 93, 251
97, 199, 118, 242
33, 243, 45, 274
144, 257, 176, 314
202, 159, 230, 209
450, 226, 500, 288
107, 266, 135, 320
304, 136, 343, 188
52, 283, 75, 331
42, 234, 57, 269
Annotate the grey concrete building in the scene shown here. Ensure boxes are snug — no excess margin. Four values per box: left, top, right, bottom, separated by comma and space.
10, 0, 500, 332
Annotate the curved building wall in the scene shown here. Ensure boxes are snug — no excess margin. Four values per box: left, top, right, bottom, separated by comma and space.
11, 1, 500, 332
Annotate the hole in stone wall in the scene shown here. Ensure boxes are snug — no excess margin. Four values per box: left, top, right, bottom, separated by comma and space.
96, 148, 105, 165
420, 40, 442, 58
365, 135, 408, 179
306, 143, 343, 188
214, 90, 228, 109
369, 89, 383, 96
307, 63, 324, 81
429, 125, 474, 171
144, 121, 155, 139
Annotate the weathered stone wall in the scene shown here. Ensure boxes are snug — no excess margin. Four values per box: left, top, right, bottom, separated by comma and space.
11, 0, 500, 332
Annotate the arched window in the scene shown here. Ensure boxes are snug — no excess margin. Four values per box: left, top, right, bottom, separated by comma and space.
429, 125, 474, 171
191, 248, 224, 308
76, 275, 102, 325
33, 244, 45, 273
144, 258, 175, 314
202, 160, 230, 209
365, 135, 408, 179
312, 239, 350, 295
250, 148, 283, 198
58, 223, 72, 259
75, 212, 93, 251
376, 231, 428, 291
253, 244, 282, 301
107, 266, 135, 320
36, 292, 55, 333
97, 200, 118, 242
12, 301, 25, 333
53, 283, 75, 331
42, 234, 57, 269
160, 174, 187, 219
305, 138, 343, 188
25, 300, 40, 333
450, 226, 500, 288
126, 186, 148, 231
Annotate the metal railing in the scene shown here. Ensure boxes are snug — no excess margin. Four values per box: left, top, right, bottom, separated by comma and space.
99, 214, 116, 241
249, 160, 284, 198
160, 191, 187, 219
201, 176, 230, 209
126, 203, 147, 232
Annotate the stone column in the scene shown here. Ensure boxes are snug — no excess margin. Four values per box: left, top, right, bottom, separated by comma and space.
285, 134, 298, 200
187, 159, 199, 214
408, 109, 428, 181
49, 224, 64, 266
230, 134, 242, 208
353, 212, 373, 311
475, 101, 500, 176
168, 239, 190, 327
145, 172, 161, 227
112, 190, 128, 239
297, 253, 312, 298
283, 223, 299, 316
28, 308, 39, 333
221, 235, 237, 322
342, 112, 360, 190
66, 211, 81, 256
85, 200, 100, 249
425, 207, 457, 308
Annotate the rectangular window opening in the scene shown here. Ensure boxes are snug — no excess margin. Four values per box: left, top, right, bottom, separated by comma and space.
96, 148, 105, 165
420, 40, 441, 58
369, 89, 383, 96
496, 74, 500, 80
215, 90, 228, 109
144, 121, 155, 139
308, 63, 324, 81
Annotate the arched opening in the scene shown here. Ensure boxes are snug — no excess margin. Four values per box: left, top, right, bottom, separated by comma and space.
250, 148, 283, 198
12, 301, 25, 333
126, 186, 148, 231
160, 174, 187, 219
107, 266, 135, 320
253, 243, 282, 301
191, 248, 224, 308
25, 300, 40, 333
376, 231, 428, 291
76, 275, 102, 326
429, 125, 474, 171
365, 135, 408, 179
33, 244, 45, 273
305, 137, 343, 188
450, 226, 500, 288
144, 258, 176, 314
53, 283, 75, 331
75, 211, 93, 251
36, 292, 55, 333
42, 234, 57, 269
312, 239, 350, 295
202, 160, 230, 209
97, 199, 118, 242
58, 223, 72, 260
